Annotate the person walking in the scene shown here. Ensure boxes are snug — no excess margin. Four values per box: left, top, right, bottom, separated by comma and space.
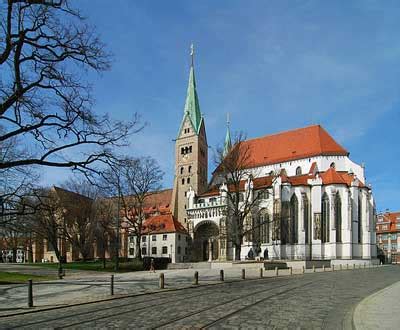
149, 258, 155, 273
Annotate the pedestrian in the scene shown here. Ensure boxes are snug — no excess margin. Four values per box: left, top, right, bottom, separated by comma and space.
149, 258, 155, 273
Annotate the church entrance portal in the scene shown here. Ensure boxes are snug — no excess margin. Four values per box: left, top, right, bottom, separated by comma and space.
193, 221, 219, 262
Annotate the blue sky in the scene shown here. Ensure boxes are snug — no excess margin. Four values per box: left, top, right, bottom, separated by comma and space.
42, 0, 400, 212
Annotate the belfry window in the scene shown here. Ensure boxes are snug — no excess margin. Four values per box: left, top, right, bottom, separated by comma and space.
189, 146, 192, 153
181, 147, 184, 155
188, 165, 192, 173
182, 178, 185, 185
180, 167, 184, 174
187, 177, 190, 184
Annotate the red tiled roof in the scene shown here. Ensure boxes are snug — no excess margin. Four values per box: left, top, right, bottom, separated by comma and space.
124, 189, 172, 217
320, 167, 347, 185
234, 125, 348, 169
141, 213, 188, 234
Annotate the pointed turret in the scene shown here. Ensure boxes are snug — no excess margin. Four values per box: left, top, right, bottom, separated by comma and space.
180, 44, 203, 135
223, 113, 232, 157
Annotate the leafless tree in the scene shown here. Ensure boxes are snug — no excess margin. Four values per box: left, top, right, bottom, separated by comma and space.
214, 132, 272, 260
102, 156, 164, 260
0, 0, 142, 202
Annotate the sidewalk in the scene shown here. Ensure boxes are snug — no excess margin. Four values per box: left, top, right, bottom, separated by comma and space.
353, 280, 400, 330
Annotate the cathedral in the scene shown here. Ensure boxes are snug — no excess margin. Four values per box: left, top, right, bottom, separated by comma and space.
168, 48, 377, 264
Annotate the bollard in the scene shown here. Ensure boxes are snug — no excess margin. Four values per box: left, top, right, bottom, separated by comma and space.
159, 273, 165, 289
302, 266, 305, 274
193, 271, 199, 285
353, 264, 356, 270
110, 275, 114, 296
289, 267, 293, 275
346, 264, 349, 270
242, 269, 246, 280
220, 269, 224, 282
364, 263, 366, 269
322, 265, 325, 272
260, 268, 263, 278
339, 264, 342, 271
312, 265, 316, 273
332, 265, 335, 272
28, 279, 33, 307
275, 267, 279, 277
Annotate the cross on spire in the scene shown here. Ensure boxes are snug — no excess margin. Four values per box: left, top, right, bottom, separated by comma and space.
190, 43, 195, 66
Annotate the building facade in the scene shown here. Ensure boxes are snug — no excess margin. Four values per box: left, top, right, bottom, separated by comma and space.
170, 49, 377, 264
376, 211, 400, 263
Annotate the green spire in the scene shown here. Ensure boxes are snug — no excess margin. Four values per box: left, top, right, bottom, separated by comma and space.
183, 44, 202, 134
223, 113, 232, 157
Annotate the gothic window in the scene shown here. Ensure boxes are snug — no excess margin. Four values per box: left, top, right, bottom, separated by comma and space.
290, 194, 299, 244
185, 146, 189, 154
335, 192, 342, 243
330, 162, 336, 169
182, 178, 185, 185
259, 209, 270, 244
272, 200, 281, 241
321, 193, 330, 243
188, 165, 192, 173
180, 167, 184, 174
181, 147, 184, 155
187, 177, 191, 184
358, 195, 362, 243
296, 166, 302, 175
189, 146, 192, 153
302, 194, 310, 244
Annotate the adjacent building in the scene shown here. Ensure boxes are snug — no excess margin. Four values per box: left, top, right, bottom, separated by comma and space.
376, 211, 400, 263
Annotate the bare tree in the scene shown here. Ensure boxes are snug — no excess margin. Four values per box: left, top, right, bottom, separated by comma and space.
0, 0, 142, 182
102, 157, 164, 261
214, 132, 271, 260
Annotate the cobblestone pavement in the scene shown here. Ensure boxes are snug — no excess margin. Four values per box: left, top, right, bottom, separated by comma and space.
0, 265, 398, 329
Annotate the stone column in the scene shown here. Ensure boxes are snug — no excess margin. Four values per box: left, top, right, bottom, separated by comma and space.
208, 238, 213, 262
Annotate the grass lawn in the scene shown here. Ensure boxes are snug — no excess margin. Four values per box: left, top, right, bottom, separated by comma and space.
0, 271, 56, 284
27, 259, 144, 272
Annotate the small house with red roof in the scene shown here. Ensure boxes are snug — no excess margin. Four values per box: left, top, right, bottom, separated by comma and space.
376, 211, 400, 263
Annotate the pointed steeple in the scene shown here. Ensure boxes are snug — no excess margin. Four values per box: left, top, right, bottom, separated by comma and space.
223, 113, 232, 157
183, 44, 202, 134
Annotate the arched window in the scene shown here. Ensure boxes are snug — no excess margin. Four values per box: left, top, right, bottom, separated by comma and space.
187, 177, 190, 184
335, 192, 342, 242
302, 193, 310, 244
330, 162, 336, 169
358, 194, 362, 243
290, 194, 298, 244
180, 167, 184, 175
321, 193, 330, 243
269, 170, 274, 176
181, 178, 185, 185
296, 166, 302, 175
188, 165, 192, 173
185, 147, 189, 154
181, 147, 184, 155
259, 209, 270, 244
189, 146, 192, 153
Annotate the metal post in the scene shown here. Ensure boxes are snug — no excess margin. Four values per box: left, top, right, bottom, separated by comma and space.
260, 268, 263, 278
241, 269, 245, 280
275, 267, 278, 277
110, 275, 114, 295
289, 267, 293, 275
193, 271, 198, 285
28, 279, 33, 307
159, 273, 165, 289
220, 269, 224, 281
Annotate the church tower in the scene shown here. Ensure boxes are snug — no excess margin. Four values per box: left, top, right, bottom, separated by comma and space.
171, 45, 208, 226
